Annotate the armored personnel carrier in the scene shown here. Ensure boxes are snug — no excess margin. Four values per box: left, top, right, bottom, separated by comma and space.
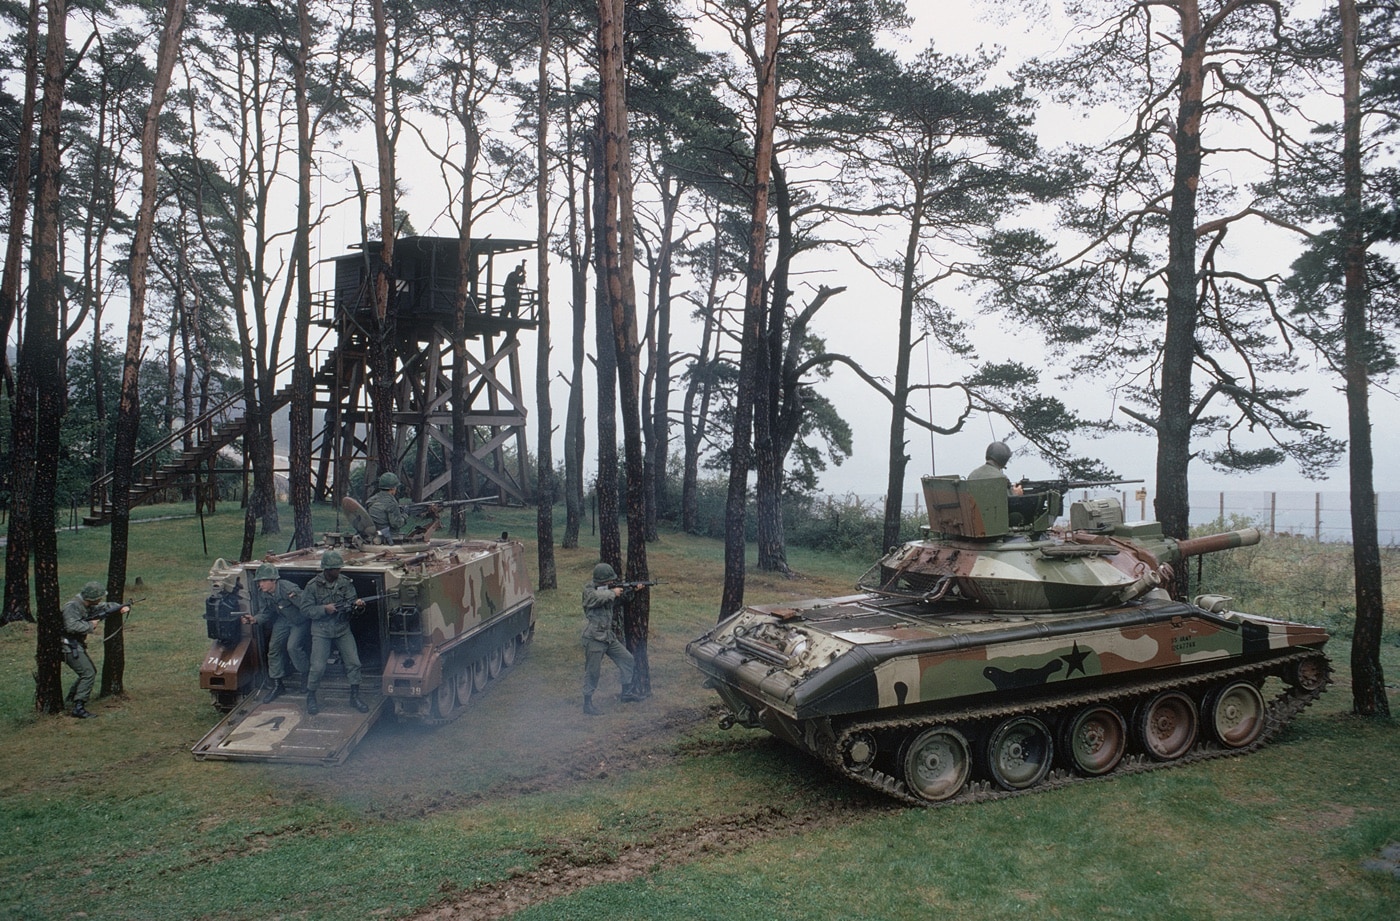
687, 474, 1330, 804
195, 531, 534, 764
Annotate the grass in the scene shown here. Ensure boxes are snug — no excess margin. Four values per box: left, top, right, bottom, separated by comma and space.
0, 502, 1396, 920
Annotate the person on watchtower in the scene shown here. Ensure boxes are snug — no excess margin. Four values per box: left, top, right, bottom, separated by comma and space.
301, 551, 369, 716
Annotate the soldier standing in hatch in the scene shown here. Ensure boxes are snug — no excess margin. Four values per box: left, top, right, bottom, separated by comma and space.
301, 551, 369, 715
241, 562, 308, 703
969, 440, 1023, 495
580, 563, 640, 715
61, 582, 128, 719
365, 472, 410, 541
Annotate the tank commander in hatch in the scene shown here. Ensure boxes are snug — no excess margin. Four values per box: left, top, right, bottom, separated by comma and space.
580, 563, 641, 715
61, 581, 129, 719
969, 440, 1024, 496
365, 472, 437, 543
241, 562, 309, 703
301, 550, 370, 715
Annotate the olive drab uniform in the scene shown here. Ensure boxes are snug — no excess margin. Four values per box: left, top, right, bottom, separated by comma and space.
365, 490, 408, 541
301, 571, 367, 713
254, 579, 310, 685
580, 564, 637, 714
61, 592, 121, 716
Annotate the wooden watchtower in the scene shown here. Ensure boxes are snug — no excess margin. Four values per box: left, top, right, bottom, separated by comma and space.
311, 235, 537, 506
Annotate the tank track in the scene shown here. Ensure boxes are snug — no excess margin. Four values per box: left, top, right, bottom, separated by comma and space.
415, 627, 533, 727
814, 650, 1331, 807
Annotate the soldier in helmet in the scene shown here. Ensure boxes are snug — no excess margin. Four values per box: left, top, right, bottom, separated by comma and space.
580, 562, 640, 715
300, 550, 369, 715
969, 441, 1024, 496
365, 471, 438, 542
60, 581, 129, 719
241, 562, 309, 703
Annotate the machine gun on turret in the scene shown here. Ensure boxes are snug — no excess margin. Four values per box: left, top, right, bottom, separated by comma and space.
402, 496, 496, 517
1016, 477, 1143, 495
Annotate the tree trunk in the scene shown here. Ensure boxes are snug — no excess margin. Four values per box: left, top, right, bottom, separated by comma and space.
28, 0, 68, 714
0, 0, 39, 396
1, 0, 42, 626
597, 0, 650, 691
104, 0, 187, 697
1338, 0, 1388, 717
882, 180, 924, 552
369, 0, 397, 483
288, 0, 315, 549
721, 0, 778, 618
534, 0, 558, 589
1154, 1, 1206, 547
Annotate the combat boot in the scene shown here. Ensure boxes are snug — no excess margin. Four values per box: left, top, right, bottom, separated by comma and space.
264, 679, 285, 703
70, 704, 96, 719
583, 694, 600, 715
620, 687, 642, 703
306, 689, 319, 715
349, 686, 370, 713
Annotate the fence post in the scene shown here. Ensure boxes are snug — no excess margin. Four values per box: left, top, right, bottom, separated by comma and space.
1219, 492, 1225, 523
1315, 492, 1321, 541
1270, 492, 1276, 535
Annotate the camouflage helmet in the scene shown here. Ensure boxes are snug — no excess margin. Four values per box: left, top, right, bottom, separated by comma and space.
80, 581, 105, 601
592, 562, 617, 583
377, 471, 400, 490
254, 563, 279, 581
985, 441, 1012, 469
321, 550, 345, 570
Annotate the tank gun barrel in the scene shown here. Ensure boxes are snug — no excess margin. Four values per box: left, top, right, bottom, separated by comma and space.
1174, 527, 1261, 559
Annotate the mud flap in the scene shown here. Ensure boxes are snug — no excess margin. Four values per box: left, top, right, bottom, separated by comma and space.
191, 685, 386, 765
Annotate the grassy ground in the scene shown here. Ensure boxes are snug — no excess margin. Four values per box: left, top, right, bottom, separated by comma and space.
0, 503, 1396, 921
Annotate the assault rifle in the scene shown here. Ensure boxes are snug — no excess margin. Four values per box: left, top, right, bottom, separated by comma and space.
604, 580, 667, 591
1016, 477, 1143, 494
330, 593, 393, 618
89, 597, 145, 620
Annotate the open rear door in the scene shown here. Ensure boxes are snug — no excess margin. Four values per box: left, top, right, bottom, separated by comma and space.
191, 685, 386, 765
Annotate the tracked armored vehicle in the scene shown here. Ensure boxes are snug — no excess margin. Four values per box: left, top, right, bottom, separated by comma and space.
687, 474, 1330, 804
195, 531, 534, 764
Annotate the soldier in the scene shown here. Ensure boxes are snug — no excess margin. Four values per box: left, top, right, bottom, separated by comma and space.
365, 472, 437, 543
365, 472, 409, 541
241, 562, 309, 703
301, 550, 370, 715
969, 441, 1023, 495
60, 582, 128, 719
580, 563, 640, 715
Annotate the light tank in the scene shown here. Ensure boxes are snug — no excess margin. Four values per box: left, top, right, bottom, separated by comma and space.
195, 529, 534, 764
686, 474, 1330, 804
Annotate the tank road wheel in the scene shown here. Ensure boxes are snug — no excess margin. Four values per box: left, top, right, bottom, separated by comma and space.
501, 635, 519, 669
840, 731, 878, 771
1061, 705, 1127, 776
1207, 681, 1265, 748
1291, 657, 1327, 692
471, 658, 488, 693
429, 680, 459, 721
986, 717, 1054, 790
453, 667, 472, 707
487, 646, 503, 680
1137, 691, 1199, 761
901, 727, 972, 803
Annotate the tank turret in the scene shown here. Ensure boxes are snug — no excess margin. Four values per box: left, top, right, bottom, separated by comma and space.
687, 471, 1330, 805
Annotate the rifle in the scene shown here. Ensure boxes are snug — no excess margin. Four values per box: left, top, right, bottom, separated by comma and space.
1016, 477, 1143, 494
605, 580, 667, 591
89, 597, 145, 621
403, 496, 496, 516
330, 593, 393, 618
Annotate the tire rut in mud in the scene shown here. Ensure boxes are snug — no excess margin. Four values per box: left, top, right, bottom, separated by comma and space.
406, 797, 899, 920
